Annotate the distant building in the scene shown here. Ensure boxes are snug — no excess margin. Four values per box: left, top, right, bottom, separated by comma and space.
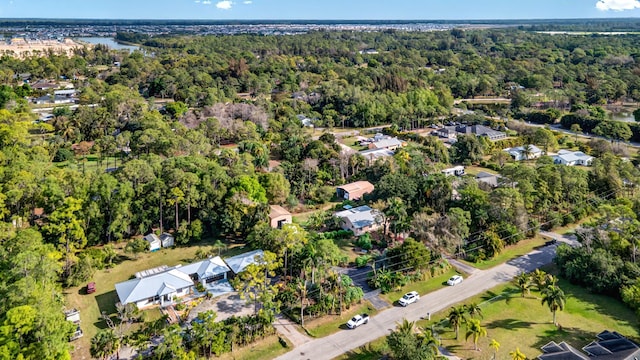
144, 232, 174, 252
438, 125, 507, 141
296, 114, 314, 127
360, 148, 395, 164
335, 205, 382, 236
336, 181, 375, 201
504, 144, 543, 161
269, 205, 292, 229
553, 150, 594, 166
538, 330, 640, 360
475, 171, 503, 188
368, 137, 405, 151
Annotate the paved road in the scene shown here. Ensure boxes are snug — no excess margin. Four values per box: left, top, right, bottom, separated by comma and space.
275, 244, 559, 360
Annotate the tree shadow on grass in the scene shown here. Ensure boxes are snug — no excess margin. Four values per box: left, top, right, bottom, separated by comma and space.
94, 290, 118, 330
341, 342, 387, 360
485, 318, 534, 330
532, 325, 596, 351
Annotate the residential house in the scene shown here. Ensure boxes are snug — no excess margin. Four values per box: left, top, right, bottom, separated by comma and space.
538, 330, 640, 360
504, 144, 543, 161
475, 171, 503, 188
368, 137, 405, 151
456, 124, 507, 140
436, 127, 458, 142
336, 181, 375, 201
553, 150, 594, 166
269, 205, 292, 229
31, 81, 58, 91
115, 267, 194, 308
296, 114, 314, 128
360, 148, 394, 164
224, 250, 265, 276
178, 256, 230, 286
335, 205, 382, 236
442, 166, 465, 177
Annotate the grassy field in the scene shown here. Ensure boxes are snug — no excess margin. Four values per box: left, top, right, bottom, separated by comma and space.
302, 301, 378, 338
461, 235, 548, 270
378, 268, 460, 305
65, 241, 249, 358
217, 335, 290, 360
340, 136, 368, 151
341, 279, 640, 360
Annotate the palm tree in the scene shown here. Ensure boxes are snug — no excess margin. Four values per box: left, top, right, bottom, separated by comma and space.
296, 278, 308, 327
465, 303, 483, 319
465, 319, 487, 351
90, 329, 119, 360
448, 306, 467, 339
510, 347, 527, 360
521, 144, 534, 160
212, 239, 227, 256
531, 269, 548, 291
570, 123, 582, 143
513, 271, 531, 297
541, 285, 566, 327
490, 339, 501, 360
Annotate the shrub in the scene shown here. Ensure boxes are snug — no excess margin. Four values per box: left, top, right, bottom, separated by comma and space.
356, 234, 373, 251
53, 148, 74, 162
355, 255, 371, 268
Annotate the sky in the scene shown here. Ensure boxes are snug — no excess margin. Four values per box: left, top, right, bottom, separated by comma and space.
1, 0, 640, 20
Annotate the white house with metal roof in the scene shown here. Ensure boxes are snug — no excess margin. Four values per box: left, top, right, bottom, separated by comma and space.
335, 205, 383, 236
115, 268, 194, 309
504, 144, 543, 161
553, 150, 594, 166
178, 256, 230, 286
224, 250, 265, 276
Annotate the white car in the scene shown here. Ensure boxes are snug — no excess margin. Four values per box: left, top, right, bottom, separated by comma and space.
447, 275, 464, 286
398, 291, 420, 306
346, 314, 369, 329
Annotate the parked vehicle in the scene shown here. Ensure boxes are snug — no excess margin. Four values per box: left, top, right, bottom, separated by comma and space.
447, 275, 464, 286
86, 282, 96, 294
346, 314, 369, 329
398, 291, 420, 306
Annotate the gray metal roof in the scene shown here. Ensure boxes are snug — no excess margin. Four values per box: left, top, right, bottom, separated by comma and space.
179, 256, 230, 280
115, 268, 194, 305
224, 250, 265, 274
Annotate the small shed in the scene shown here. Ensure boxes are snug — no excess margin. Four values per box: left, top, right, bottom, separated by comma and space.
269, 205, 292, 229
336, 181, 375, 201
160, 233, 174, 248
144, 234, 161, 252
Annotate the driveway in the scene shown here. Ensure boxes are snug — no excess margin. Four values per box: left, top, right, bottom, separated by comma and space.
275, 244, 559, 360
186, 292, 254, 323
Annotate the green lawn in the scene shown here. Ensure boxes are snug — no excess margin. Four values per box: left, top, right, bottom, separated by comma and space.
303, 301, 378, 338
65, 240, 248, 358
218, 335, 290, 360
378, 268, 460, 305
340, 136, 368, 151
340, 279, 640, 360
461, 235, 548, 270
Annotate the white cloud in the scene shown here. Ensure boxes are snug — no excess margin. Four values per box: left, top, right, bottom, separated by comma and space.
216, 0, 233, 9
596, 0, 640, 11
243, 0, 252, 3
202, 0, 211, 4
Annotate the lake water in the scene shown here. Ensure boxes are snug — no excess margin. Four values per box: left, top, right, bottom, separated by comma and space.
75, 37, 140, 52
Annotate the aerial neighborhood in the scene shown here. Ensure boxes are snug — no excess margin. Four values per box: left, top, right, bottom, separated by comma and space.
3, 15, 640, 360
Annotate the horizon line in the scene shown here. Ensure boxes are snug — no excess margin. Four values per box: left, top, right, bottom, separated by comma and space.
0, 17, 639, 22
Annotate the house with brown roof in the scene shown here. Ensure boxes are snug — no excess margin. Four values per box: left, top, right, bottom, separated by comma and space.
269, 205, 292, 229
336, 181, 375, 201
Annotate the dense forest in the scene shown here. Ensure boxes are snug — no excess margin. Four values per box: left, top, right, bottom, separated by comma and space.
2, 26, 640, 358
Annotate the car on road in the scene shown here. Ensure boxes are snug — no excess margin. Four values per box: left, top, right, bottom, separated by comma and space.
447, 275, 464, 286
398, 291, 420, 306
346, 314, 369, 329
